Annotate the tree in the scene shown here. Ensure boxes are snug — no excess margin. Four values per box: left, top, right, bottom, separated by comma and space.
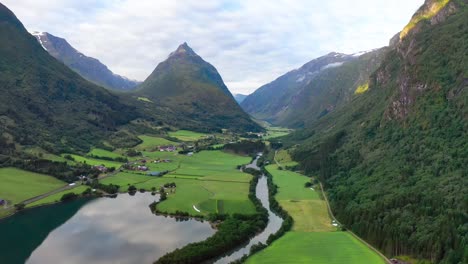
159, 187, 167, 201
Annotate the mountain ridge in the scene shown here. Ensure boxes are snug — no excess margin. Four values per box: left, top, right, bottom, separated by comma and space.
30, 31, 140, 91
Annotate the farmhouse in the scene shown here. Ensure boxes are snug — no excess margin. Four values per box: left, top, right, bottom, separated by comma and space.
94, 165, 107, 172
159, 145, 177, 152
137, 165, 148, 171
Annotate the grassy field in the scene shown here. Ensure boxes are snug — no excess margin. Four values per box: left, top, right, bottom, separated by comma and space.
102, 172, 255, 215
87, 148, 124, 160
65, 154, 123, 168
168, 130, 208, 141
27, 186, 89, 208
280, 200, 333, 232
136, 135, 178, 151
247, 164, 385, 263
264, 127, 292, 139
101, 150, 255, 215
0, 168, 66, 205
246, 232, 385, 264
266, 165, 318, 201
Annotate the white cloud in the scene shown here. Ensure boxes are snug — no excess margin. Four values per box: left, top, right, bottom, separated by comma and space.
3, 0, 423, 94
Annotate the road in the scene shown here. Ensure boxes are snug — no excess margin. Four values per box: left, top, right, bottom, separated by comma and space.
20, 169, 121, 206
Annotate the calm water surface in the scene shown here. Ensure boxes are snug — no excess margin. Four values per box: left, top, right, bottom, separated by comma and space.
0, 193, 215, 264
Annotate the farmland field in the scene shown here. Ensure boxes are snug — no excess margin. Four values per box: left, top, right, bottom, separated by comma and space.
64, 154, 123, 168
266, 165, 319, 201
246, 163, 385, 263
168, 130, 208, 141
101, 150, 255, 215
27, 186, 89, 208
0, 168, 66, 205
264, 127, 292, 139
136, 135, 178, 151
246, 232, 385, 264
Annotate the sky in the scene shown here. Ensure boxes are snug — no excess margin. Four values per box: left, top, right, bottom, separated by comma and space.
3, 0, 424, 94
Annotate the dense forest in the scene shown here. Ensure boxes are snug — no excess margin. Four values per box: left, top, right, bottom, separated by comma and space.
287, 1, 468, 263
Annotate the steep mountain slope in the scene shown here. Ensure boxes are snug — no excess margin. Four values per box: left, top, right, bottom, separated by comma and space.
0, 3, 137, 154
30, 31, 140, 91
286, 0, 467, 263
234, 94, 248, 104
241, 50, 386, 128
136, 43, 261, 132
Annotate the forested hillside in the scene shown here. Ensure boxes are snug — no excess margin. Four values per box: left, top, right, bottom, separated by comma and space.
0, 4, 137, 155
241, 50, 387, 128
135, 43, 261, 133
285, 0, 467, 263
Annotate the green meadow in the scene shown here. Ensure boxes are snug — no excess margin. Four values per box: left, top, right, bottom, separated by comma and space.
87, 148, 124, 160
136, 135, 178, 151
168, 130, 208, 141
246, 232, 385, 264
266, 165, 319, 201
101, 150, 255, 215
247, 164, 385, 263
27, 186, 89, 208
0, 168, 66, 205
264, 127, 292, 139
266, 164, 331, 232
65, 154, 123, 168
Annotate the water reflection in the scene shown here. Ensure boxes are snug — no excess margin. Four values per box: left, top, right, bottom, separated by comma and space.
26, 193, 215, 264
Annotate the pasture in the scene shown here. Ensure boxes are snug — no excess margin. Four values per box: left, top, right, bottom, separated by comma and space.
0, 168, 65, 205
266, 165, 318, 201
246, 232, 385, 264
87, 148, 124, 160
264, 127, 292, 139
64, 154, 123, 168
168, 130, 208, 141
136, 135, 178, 151
101, 150, 255, 215
27, 186, 89, 208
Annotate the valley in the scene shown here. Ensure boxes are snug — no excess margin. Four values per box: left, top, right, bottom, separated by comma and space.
0, 1, 466, 264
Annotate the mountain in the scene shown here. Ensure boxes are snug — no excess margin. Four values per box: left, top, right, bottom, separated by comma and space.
30, 31, 140, 91
234, 94, 248, 104
135, 43, 261, 132
285, 0, 467, 263
241, 50, 387, 128
0, 3, 137, 154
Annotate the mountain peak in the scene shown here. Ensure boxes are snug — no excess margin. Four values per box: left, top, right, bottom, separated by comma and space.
169, 42, 197, 57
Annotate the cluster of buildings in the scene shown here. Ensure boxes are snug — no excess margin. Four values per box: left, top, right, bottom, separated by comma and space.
159, 145, 177, 152
94, 165, 108, 173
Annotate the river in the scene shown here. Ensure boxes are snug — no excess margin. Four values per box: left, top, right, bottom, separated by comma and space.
213, 155, 283, 263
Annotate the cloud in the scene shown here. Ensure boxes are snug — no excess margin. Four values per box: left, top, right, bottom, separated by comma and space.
3, 0, 423, 94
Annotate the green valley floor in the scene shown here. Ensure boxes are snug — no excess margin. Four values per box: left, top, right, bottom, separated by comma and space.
246, 164, 386, 264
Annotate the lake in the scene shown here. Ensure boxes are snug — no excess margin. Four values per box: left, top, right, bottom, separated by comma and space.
0, 193, 215, 264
